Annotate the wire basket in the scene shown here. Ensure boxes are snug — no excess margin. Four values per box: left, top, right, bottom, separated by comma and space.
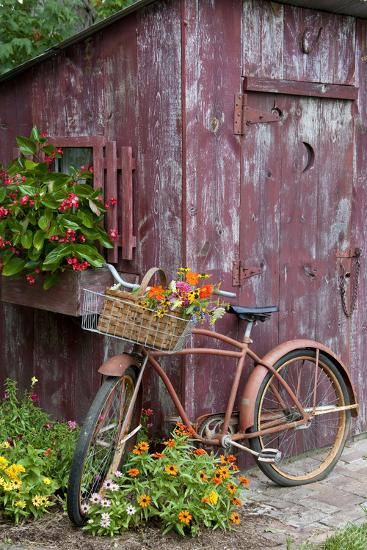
81, 288, 192, 352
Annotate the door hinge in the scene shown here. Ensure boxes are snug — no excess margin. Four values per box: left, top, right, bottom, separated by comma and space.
336, 247, 361, 259
232, 261, 263, 286
234, 93, 280, 135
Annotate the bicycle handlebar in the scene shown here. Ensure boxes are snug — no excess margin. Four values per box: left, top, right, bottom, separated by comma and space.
104, 263, 237, 298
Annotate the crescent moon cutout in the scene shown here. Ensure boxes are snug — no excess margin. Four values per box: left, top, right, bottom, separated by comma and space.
302, 141, 315, 173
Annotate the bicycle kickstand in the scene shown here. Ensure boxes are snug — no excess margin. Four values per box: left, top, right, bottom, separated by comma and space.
221, 436, 282, 464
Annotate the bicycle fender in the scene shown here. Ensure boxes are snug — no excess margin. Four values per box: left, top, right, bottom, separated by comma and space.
98, 354, 140, 377
239, 339, 358, 433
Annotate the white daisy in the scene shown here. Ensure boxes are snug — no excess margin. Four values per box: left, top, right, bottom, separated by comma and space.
126, 505, 136, 516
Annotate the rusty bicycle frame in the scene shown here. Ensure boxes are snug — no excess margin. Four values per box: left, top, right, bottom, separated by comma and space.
100, 326, 359, 456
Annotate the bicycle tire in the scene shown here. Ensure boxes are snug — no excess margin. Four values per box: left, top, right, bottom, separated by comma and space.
67, 368, 142, 526
250, 349, 351, 486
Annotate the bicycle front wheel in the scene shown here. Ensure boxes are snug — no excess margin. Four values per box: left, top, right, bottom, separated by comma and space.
67, 368, 142, 526
250, 349, 351, 486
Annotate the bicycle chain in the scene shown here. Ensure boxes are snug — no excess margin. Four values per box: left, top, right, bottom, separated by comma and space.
339, 252, 361, 318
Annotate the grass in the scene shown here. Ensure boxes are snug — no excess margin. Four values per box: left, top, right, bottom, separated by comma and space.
288, 521, 367, 550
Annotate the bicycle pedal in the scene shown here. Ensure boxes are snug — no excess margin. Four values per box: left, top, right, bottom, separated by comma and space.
258, 448, 282, 464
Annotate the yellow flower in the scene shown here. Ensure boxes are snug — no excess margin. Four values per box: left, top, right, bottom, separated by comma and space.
137, 494, 151, 508
15, 500, 26, 509
165, 464, 178, 476
0, 441, 10, 449
0, 476, 5, 486
208, 490, 219, 505
5, 464, 25, 479
3, 482, 14, 491
31, 376, 38, 386
43, 477, 52, 485
0, 456, 9, 469
32, 495, 44, 508
39, 496, 49, 506
11, 478, 22, 490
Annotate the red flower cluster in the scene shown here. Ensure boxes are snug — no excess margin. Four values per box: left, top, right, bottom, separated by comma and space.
0, 207, 9, 218
26, 275, 36, 285
105, 197, 118, 209
58, 192, 79, 212
109, 228, 118, 241
66, 257, 90, 271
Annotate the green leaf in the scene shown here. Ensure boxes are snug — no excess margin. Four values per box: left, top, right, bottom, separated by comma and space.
42, 244, 72, 267
73, 244, 105, 267
2, 257, 26, 276
30, 127, 40, 142
33, 230, 45, 251
38, 215, 50, 231
88, 199, 101, 216
24, 159, 38, 170
28, 248, 41, 261
61, 217, 80, 230
24, 260, 40, 269
43, 272, 59, 290
16, 136, 36, 156
95, 227, 113, 249
73, 184, 94, 198
21, 230, 33, 249
76, 210, 94, 228
0, 187, 6, 202
18, 184, 38, 196
40, 197, 59, 209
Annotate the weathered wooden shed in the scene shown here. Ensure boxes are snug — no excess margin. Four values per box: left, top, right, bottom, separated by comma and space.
1, 0, 367, 444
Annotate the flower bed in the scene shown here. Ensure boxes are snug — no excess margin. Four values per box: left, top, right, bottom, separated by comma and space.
0, 378, 79, 523
84, 421, 250, 537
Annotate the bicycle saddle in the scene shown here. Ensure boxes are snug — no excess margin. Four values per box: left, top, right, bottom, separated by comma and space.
228, 305, 279, 323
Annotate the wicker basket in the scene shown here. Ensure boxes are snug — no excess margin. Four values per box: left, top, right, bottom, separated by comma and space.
92, 268, 191, 351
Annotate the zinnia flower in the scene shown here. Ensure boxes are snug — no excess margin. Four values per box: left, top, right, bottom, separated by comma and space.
238, 475, 251, 487
163, 438, 175, 448
137, 494, 151, 508
199, 284, 214, 298
165, 464, 178, 476
178, 510, 192, 524
230, 512, 241, 524
194, 448, 207, 456
127, 468, 140, 477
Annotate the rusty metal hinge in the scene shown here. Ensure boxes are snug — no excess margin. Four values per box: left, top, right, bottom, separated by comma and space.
234, 93, 280, 135
232, 260, 262, 287
336, 247, 361, 259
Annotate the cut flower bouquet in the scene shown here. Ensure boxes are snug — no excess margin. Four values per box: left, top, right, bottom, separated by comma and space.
136, 267, 227, 325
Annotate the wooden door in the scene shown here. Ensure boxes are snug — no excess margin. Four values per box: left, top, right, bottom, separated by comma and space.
239, 89, 355, 364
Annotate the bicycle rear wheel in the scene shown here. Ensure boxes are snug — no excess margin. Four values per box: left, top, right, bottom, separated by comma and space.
250, 349, 351, 486
67, 368, 142, 526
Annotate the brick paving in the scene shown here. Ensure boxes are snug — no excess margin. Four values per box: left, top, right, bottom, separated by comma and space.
245, 436, 367, 548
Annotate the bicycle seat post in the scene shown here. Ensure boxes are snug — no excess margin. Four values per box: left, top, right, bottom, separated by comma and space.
243, 320, 254, 343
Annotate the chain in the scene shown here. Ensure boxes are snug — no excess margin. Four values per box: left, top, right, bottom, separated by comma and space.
339, 253, 361, 318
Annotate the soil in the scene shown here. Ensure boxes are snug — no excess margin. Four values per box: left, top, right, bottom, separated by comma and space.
0, 503, 294, 550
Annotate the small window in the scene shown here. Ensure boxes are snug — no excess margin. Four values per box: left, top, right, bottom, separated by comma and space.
55, 147, 93, 175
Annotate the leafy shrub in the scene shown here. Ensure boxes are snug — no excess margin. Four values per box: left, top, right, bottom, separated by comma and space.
0, 127, 115, 289
0, 378, 79, 521
84, 423, 250, 537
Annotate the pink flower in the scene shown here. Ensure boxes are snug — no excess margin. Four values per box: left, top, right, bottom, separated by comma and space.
176, 281, 191, 293
41, 131, 48, 137
30, 392, 39, 402
142, 408, 154, 416
26, 275, 36, 285
20, 195, 29, 205
0, 207, 9, 218
67, 420, 78, 430
109, 229, 118, 241
110, 197, 117, 206
78, 235, 86, 243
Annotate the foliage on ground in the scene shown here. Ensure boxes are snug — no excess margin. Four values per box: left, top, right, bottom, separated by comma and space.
0, 378, 79, 522
84, 422, 250, 537
0, 0, 138, 75
290, 519, 367, 549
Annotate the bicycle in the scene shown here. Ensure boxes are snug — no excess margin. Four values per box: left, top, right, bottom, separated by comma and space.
67, 263, 359, 526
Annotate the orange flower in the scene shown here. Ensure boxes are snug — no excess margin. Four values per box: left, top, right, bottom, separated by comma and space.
165, 464, 178, 476
230, 512, 241, 524
127, 468, 140, 477
232, 497, 243, 506
238, 475, 251, 487
194, 448, 207, 456
199, 284, 213, 298
226, 482, 237, 494
212, 472, 223, 485
137, 494, 152, 508
199, 471, 208, 482
153, 452, 164, 459
216, 466, 229, 479
133, 441, 149, 455
175, 422, 194, 437
231, 464, 239, 471
220, 454, 237, 464
148, 285, 165, 299
164, 438, 176, 448
178, 510, 192, 524
201, 496, 210, 503
186, 272, 199, 285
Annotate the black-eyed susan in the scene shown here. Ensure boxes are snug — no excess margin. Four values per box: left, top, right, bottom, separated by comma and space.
230, 512, 241, 524
137, 494, 152, 508
165, 464, 178, 476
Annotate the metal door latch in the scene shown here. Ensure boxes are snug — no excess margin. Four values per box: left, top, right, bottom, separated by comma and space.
232, 260, 262, 286
234, 93, 280, 135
